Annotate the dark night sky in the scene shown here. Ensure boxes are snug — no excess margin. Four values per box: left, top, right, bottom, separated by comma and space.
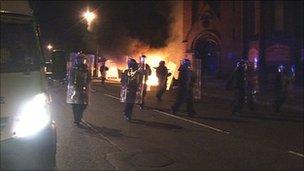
31, 1, 174, 57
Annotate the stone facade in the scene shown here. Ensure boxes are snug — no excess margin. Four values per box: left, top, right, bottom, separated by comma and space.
181, 1, 303, 98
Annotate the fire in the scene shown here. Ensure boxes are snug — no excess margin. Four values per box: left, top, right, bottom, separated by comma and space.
105, 60, 119, 81
145, 55, 163, 86
142, 54, 177, 91
107, 67, 119, 80
99, 52, 178, 91
165, 61, 177, 90
97, 60, 119, 81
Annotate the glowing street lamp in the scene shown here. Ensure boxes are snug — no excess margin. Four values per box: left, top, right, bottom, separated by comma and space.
47, 44, 53, 51
82, 9, 96, 31
82, 8, 99, 77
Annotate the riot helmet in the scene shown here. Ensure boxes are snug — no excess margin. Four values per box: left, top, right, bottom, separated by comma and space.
277, 65, 284, 73
236, 59, 248, 71
181, 59, 191, 68
74, 54, 86, 66
128, 58, 138, 70
140, 55, 147, 64
159, 60, 165, 67
291, 64, 296, 75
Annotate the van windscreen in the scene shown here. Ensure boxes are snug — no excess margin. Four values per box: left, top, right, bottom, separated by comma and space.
0, 15, 43, 73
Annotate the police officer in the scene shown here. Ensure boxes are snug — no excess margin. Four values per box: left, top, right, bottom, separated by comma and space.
99, 62, 109, 85
120, 59, 142, 121
230, 60, 255, 115
155, 60, 171, 101
138, 55, 151, 110
273, 65, 289, 112
171, 59, 196, 116
66, 54, 91, 125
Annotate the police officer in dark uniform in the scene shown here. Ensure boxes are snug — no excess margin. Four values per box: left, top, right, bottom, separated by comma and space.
99, 62, 109, 85
171, 59, 196, 116
155, 60, 171, 101
66, 54, 91, 125
273, 65, 289, 112
120, 59, 142, 121
230, 60, 255, 115
138, 55, 151, 110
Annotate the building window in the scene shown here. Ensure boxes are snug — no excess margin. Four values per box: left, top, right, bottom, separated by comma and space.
200, 11, 213, 28
205, 0, 220, 18
274, 1, 284, 32
254, 1, 260, 35
192, 1, 199, 25
262, 1, 275, 36
243, 1, 255, 39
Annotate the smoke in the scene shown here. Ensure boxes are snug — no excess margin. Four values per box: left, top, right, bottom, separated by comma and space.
98, 1, 178, 59
34, 1, 184, 59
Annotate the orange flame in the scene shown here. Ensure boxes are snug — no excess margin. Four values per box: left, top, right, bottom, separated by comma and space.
140, 53, 177, 90
105, 60, 119, 81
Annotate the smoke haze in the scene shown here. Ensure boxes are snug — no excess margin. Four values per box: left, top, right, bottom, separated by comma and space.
98, 1, 176, 59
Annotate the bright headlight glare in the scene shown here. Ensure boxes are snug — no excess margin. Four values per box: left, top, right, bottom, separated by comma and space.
13, 93, 51, 138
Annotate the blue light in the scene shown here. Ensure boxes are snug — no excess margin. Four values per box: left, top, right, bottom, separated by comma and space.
291, 64, 296, 77
254, 57, 258, 69
278, 65, 284, 72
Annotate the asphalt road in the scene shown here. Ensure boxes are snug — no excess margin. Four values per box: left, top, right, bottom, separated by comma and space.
50, 82, 303, 170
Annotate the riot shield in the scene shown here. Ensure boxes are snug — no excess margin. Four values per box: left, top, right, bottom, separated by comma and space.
85, 54, 95, 78
120, 85, 127, 103
135, 84, 144, 104
193, 58, 202, 100
120, 85, 143, 104
66, 53, 90, 104
120, 70, 127, 103
137, 56, 147, 104
120, 69, 143, 104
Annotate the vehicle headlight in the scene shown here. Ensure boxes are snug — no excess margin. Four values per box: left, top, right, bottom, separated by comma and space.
13, 93, 51, 138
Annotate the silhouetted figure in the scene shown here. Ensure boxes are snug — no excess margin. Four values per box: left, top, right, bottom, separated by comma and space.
273, 65, 290, 112
66, 54, 91, 125
99, 62, 108, 85
120, 59, 142, 121
138, 55, 151, 110
171, 59, 196, 116
155, 60, 171, 101
229, 60, 255, 115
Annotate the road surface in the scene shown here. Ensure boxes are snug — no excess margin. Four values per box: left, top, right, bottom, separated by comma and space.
50, 82, 303, 170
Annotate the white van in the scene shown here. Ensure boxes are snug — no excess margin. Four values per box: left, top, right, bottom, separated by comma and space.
0, 1, 57, 170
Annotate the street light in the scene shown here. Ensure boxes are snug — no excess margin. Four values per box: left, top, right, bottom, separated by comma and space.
47, 44, 53, 51
81, 8, 99, 77
82, 9, 96, 31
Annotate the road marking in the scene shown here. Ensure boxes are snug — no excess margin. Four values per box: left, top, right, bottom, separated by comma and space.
288, 151, 304, 158
104, 93, 230, 134
81, 120, 123, 151
104, 94, 120, 100
153, 109, 230, 134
